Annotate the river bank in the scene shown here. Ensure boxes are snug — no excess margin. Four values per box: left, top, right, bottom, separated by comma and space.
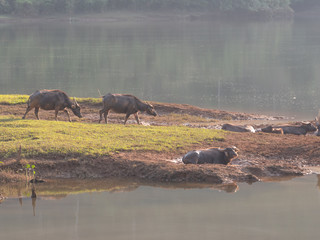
1, 99, 320, 188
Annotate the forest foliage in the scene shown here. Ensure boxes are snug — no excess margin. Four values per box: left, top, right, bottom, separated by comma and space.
0, 0, 318, 17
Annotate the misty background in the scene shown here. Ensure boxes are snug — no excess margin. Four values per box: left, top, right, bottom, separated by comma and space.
1, 0, 320, 119
0, 0, 319, 18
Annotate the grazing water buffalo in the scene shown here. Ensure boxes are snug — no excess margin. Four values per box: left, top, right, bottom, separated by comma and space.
99, 93, 157, 124
222, 123, 255, 133
22, 89, 82, 122
182, 146, 239, 165
276, 122, 316, 135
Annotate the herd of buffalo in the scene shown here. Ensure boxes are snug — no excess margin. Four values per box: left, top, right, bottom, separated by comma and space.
22, 89, 157, 124
19, 89, 320, 166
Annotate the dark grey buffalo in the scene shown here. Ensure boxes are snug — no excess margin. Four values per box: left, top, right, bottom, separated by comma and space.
261, 126, 284, 134
275, 122, 316, 135
314, 116, 320, 136
22, 89, 82, 122
99, 93, 157, 124
182, 147, 239, 165
222, 123, 255, 133
315, 126, 320, 136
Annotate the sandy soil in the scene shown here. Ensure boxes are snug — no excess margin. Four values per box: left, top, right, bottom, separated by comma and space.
1, 101, 320, 186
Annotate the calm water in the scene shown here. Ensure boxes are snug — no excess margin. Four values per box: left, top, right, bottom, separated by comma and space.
1, 19, 320, 119
0, 175, 320, 240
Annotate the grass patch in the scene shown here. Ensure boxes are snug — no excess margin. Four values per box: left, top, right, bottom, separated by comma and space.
0, 95, 29, 105
0, 94, 102, 105
77, 97, 102, 105
0, 116, 224, 160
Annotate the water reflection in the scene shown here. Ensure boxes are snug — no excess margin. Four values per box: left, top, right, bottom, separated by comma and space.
1, 178, 239, 217
4, 174, 320, 207
1, 175, 320, 240
317, 175, 320, 190
2, 175, 320, 214
0, 178, 239, 201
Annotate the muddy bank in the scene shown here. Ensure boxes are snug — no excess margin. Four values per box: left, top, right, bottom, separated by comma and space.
1, 101, 320, 187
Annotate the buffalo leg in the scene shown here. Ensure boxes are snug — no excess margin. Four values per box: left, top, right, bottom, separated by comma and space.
34, 107, 40, 120
99, 109, 109, 124
54, 108, 60, 121
22, 106, 33, 119
103, 111, 109, 124
99, 109, 107, 123
134, 113, 140, 125
64, 109, 71, 122
124, 113, 131, 125
98, 109, 104, 123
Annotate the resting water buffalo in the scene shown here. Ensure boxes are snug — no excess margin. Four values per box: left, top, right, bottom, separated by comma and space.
314, 116, 320, 136
314, 125, 320, 136
22, 89, 82, 122
182, 146, 239, 165
261, 126, 284, 134
222, 123, 255, 133
99, 93, 157, 124
275, 122, 316, 135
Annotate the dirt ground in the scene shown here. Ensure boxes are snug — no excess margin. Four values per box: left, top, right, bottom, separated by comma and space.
1, 101, 320, 186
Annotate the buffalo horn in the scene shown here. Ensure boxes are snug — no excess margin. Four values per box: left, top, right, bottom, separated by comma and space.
73, 97, 78, 105
231, 146, 239, 152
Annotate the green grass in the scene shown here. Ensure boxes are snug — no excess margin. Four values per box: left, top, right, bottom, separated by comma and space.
0, 94, 29, 105
77, 97, 102, 105
0, 94, 101, 105
0, 116, 224, 159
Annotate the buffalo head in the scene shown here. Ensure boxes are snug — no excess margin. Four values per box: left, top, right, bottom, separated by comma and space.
71, 97, 82, 118
145, 103, 157, 117
223, 146, 239, 164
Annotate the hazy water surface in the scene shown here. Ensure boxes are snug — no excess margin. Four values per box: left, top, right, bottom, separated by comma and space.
0, 175, 320, 240
1, 19, 320, 119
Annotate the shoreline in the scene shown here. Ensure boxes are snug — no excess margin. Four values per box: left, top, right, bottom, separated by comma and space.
0, 9, 295, 24
1, 99, 320, 188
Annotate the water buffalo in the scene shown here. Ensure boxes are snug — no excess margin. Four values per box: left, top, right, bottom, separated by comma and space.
182, 146, 239, 165
22, 89, 82, 122
261, 126, 284, 134
314, 116, 320, 136
313, 124, 320, 136
275, 122, 316, 135
222, 123, 255, 133
99, 93, 157, 124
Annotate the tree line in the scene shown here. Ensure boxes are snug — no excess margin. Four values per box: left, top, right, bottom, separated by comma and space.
0, 0, 318, 17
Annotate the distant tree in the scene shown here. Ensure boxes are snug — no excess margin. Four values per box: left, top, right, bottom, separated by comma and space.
0, 0, 15, 14
0, 0, 309, 17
